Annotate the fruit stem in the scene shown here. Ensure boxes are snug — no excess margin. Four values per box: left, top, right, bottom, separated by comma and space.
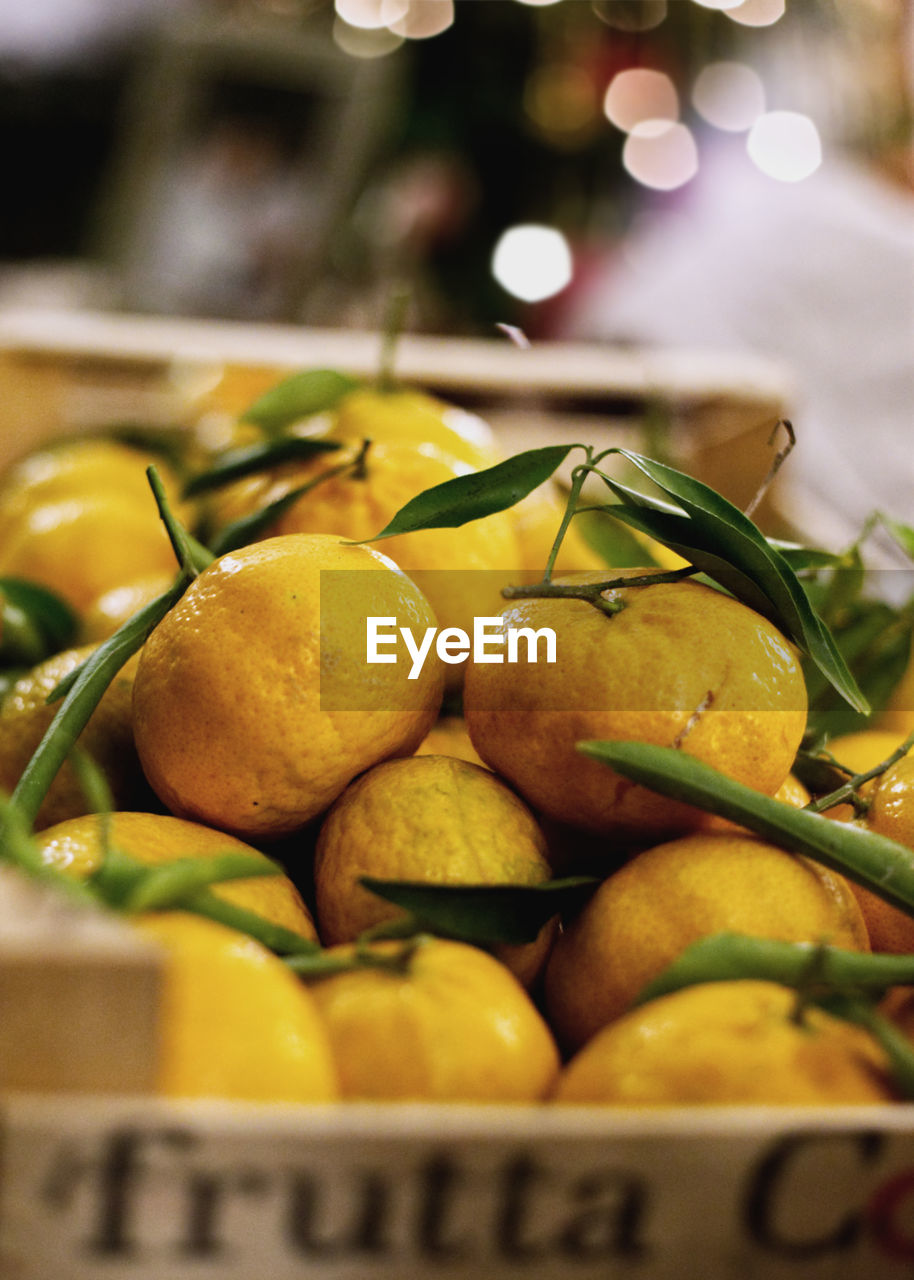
807, 729, 914, 815
376, 284, 410, 393
503, 566, 695, 604
542, 463, 590, 584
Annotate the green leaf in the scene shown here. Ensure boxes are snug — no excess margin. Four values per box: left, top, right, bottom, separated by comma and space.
355, 445, 579, 543
578, 739, 914, 915
241, 369, 361, 433
598, 451, 868, 714
359, 875, 598, 946
0, 577, 78, 665
182, 437, 342, 498
804, 604, 913, 740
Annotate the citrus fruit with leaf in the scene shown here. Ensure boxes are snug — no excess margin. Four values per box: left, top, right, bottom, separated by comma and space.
132, 533, 443, 840
552, 980, 894, 1105
0, 646, 144, 829
543, 831, 869, 1051
463, 573, 808, 840
302, 935, 559, 1101
133, 912, 338, 1102
330, 385, 501, 470
34, 811, 318, 940
313, 753, 555, 986
233, 438, 521, 677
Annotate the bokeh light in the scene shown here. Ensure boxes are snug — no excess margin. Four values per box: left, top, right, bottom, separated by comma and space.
604, 69, 679, 133
388, 0, 454, 39
691, 0, 743, 10
491, 225, 574, 302
747, 110, 822, 181
725, 0, 786, 27
692, 61, 766, 132
513, 0, 565, 7
622, 120, 699, 190
334, 0, 408, 30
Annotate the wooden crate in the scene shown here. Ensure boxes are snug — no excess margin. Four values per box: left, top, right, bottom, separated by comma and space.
2, 311, 910, 1280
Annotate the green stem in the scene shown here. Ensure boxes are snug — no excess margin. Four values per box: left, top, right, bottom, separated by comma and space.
287, 934, 423, 981
542, 463, 590, 584
502, 566, 695, 603
809, 730, 914, 815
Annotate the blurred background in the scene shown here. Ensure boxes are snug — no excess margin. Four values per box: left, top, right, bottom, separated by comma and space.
0, 0, 910, 550
0, 0, 907, 331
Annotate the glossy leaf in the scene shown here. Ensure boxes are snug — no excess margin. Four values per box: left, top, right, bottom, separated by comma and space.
360, 875, 598, 945
357, 444, 578, 542
599, 451, 868, 714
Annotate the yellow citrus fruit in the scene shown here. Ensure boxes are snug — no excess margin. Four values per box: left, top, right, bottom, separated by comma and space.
81, 571, 176, 643
463, 573, 808, 840
552, 981, 895, 1105
313, 753, 556, 986
0, 437, 180, 527
236, 439, 521, 683
133, 912, 338, 1102
132, 533, 443, 840
843, 753, 914, 953
543, 831, 870, 1052
331, 385, 501, 470
0, 646, 144, 829
34, 811, 318, 940
0, 492, 177, 614
414, 714, 488, 768
305, 936, 559, 1101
